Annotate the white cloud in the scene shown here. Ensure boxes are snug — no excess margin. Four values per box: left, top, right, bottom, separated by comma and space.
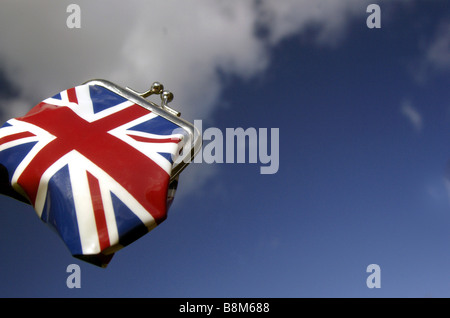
0, 0, 405, 196
255, 0, 370, 46
0, 0, 382, 122
401, 100, 423, 132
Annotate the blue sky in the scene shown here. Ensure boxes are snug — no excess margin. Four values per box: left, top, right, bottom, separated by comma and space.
0, 0, 449, 297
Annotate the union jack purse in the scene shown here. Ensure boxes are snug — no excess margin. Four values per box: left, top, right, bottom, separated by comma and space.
0, 79, 201, 267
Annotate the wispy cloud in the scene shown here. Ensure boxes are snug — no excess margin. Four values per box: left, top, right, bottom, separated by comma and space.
412, 19, 450, 83
401, 100, 423, 132
426, 20, 450, 71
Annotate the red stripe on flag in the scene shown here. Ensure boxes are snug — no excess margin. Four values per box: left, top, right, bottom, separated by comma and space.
67, 87, 78, 104
18, 104, 170, 223
0, 131, 35, 146
127, 134, 181, 143
86, 171, 110, 251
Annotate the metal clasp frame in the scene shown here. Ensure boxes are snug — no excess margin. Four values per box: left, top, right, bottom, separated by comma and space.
83, 79, 202, 182
126, 82, 181, 117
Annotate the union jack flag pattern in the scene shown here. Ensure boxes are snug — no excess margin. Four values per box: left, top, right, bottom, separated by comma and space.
0, 82, 191, 267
